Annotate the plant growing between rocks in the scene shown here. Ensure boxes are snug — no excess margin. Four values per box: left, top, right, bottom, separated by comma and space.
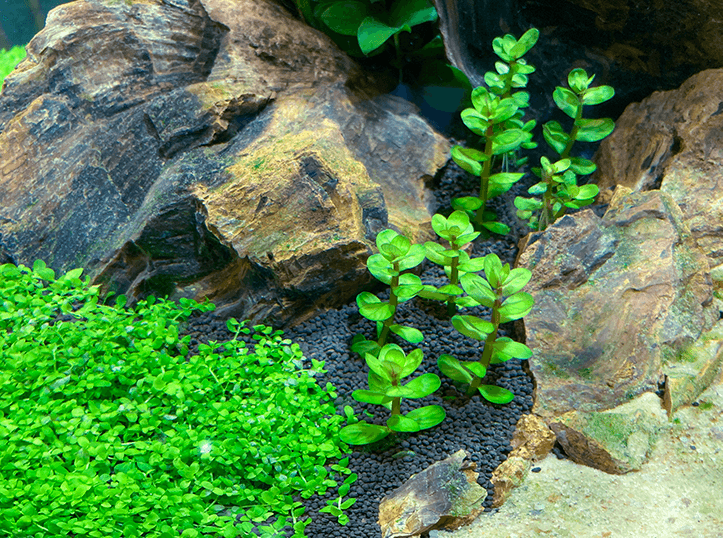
515, 67, 615, 230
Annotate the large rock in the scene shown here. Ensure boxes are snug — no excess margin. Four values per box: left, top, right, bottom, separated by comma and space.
0, 0, 449, 325
595, 68, 723, 270
519, 187, 718, 420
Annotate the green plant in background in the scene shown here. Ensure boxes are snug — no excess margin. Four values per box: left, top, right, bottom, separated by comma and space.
450, 28, 539, 235
0, 261, 355, 537
418, 210, 485, 315
339, 344, 445, 445
351, 228, 425, 358
0, 45, 27, 90
438, 253, 534, 402
514, 68, 615, 230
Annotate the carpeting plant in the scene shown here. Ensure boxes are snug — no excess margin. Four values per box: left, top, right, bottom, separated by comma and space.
339, 344, 445, 445
0, 260, 355, 537
514, 68, 615, 230
450, 28, 539, 235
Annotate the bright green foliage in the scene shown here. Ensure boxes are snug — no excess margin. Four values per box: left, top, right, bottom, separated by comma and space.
351, 228, 425, 357
0, 45, 26, 90
418, 210, 484, 315
515, 67, 615, 230
435, 253, 534, 402
450, 28, 538, 235
0, 261, 355, 537
339, 344, 445, 445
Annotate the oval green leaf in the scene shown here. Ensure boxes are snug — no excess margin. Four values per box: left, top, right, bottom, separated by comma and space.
405, 405, 446, 430
478, 384, 515, 404
340, 422, 391, 445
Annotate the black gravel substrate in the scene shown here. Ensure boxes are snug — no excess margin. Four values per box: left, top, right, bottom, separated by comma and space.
177, 158, 547, 537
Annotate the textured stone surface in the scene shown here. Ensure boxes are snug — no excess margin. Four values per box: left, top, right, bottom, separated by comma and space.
518, 187, 717, 420
549, 392, 666, 475
378, 450, 486, 537
0, 0, 449, 326
595, 68, 723, 270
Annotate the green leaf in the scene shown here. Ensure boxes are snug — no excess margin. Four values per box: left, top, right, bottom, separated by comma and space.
352, 389, 390, 405
568, 68, 594, 93
320, 1, 369, 35
401, 372, 441, 398
399, 348, 424, 378
358, 16, 398, 55
575, 118, 615, 142
553, 87, 580, 119
386, 413, 420, 433
464, 361, 487, 378
498, 292, 534, 322
493, 339, 532, 359
390, 0, 437, 28
482, 221, 510, 236
451, 196, 483, 212
452, 314, 494, 340
491, 129, 526, 155
478, 384, 515, 404
437, 354, 474, 383
569, 156, 597, 175
582, 85, 615, 106
459, 273, 495, 307
340, 422, 391, 445
483, 254, 504, 288
459, 109, 489, 137
394, 273, 424, 300
359, 300, 394, 322
405, 405, 446, 430
574, 184, 599, 200
367, 254, 395, 283
397, 244, 426, 271
500, 267, 532, 295
542, 121, 569, 155
510, 27, 539, 58
389, 324, 424, 344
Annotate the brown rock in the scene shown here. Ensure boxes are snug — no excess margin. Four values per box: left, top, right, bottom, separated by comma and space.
378, 450, 486, 537
595, 68, 723, 270
549, 392, 667, 474
0, 0, 449, 326
489, 414, 555, 508
518, 187, 717, 420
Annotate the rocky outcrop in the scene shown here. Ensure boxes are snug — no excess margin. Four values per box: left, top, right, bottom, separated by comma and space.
0, 0, 449, 326
515, 186, 723, 473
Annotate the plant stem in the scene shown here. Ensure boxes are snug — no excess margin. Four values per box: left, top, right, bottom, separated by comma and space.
391, 396, 401, 416
475, 125, 495, 225
467, 294, 501, 395
378, 267, 400, 347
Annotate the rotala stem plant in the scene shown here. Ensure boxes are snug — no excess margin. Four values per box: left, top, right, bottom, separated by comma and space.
450, 28, 539, 235
439, 254, 534, 401
515, 68, 615, 230
418, 210, 485, 315
351, 229, 425, 358
339, 344, 446, 445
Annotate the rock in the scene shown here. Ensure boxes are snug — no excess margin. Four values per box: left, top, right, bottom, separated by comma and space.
490, 414, 555, 508
595, 68, 723, 270
549, 392, 667, 474
432, 0, 723, 124
0, 0, 449, 326
518, 187, 718, 420
378, 449, 486, 538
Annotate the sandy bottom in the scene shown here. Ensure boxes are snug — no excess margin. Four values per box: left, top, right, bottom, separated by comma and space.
433, 374, 723, 538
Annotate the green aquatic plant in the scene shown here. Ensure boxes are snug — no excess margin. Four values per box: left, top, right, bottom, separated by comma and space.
0, 261, 355, 537
515, 68, 615, 230
339, 344, 445, 445
351, 228, 425, 357
450, 28, 539, 235
438, 253, 534, 402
